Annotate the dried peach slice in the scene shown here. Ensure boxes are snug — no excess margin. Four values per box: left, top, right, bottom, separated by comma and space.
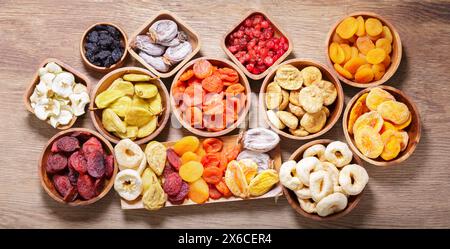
334, 63, 353, 79
380, 129, 402, 161
348, 93, 370, 135
336, 17, 358, 39
366, 48, 386, 65
377, 100, 411, 125
355, 67, 374, 83
329, 42, 346, 64
356, 36, 375, 55
344, 57, 366, 74
352, 110, 384, 135
376, 38, 392, 54
381, 26, 393, 43
394, 114, 412, 130
365, 18, 383, 36
380, 121, 396, 134
225, 160, 249, 198
372, 63, 386, 81
366, 87, 395, 111
355, 16, 366, 36
354, 125, 384, 159
340, 44, 352, 63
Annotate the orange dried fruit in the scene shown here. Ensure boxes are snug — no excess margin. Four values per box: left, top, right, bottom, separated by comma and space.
202, 138, 223, 153
195, 146, 206, 158
366, 48, 386, 64
348, 93, 370, 135
380, 121, 396, 134
380, 129, 402, 161
217, 67, 239, 83
344, 57, 367, 74
376, 38, 392, 54
365, 18, 383, 36
381, 26, 393, 43
377, 100, 411, 125
340, 44, 352, 63
336, 17, 358, 39
202, 74, 224, 93
382, 54, 391, 68
193, 59, 213, 79
184, 106, 203, 127
224, 160, 249, 198
183, 83, 204, 106
366, 87, 395, 111
225, 83, 245, 94
215, 178, 232, 198
181, 151, 200, 164
394, 114, 412, 130
358, 63, 372, 71
173, 136, 200, 156
179, 161, 204, 183
179, 69, 194, 82
352, 110, 384, 135
356, 36, 375, 55
329, 42, 345, 64
372, 63, 386, 81
334, 63, 353, 79
354, 125, 384, 159
202, 166, 222, 184
355, 67, 374, 83
355, 16, 366, 36
332, 32, 348, 44
188, 178, 209, 204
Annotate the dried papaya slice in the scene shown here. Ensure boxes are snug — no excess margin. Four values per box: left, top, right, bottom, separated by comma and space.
366, 87, 395, 111
329, 42, 345, 64
366, 48, 386, 65
355, 67, 374, 83
348, 93, 370, 135
365, 18, 383, 36
336, 17, 358, 39
344, 57, 366, 74
377, 100, 411, 125
334, 63, 353, 79
355, 16, 366, 36
352, 110, 384, 135
354, 125, 384, 159
356, 36, 375, 55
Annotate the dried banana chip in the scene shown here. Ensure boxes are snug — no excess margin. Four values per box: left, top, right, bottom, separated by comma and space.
274, 64, 303, 90
301, 66, 322, 86
300, 110, 327, 133
312, 80, 337, 106
277, 111, 299, 130
265, 82, 283, 110
267, 110, 285, 129
299, 85, 324, 114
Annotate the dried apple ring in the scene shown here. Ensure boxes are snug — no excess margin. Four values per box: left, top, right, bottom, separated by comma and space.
366, 87, 395, 111
334, 63, 353, 79
377, 100, 411, 125
279, 160, 303, 191
356, 36, 375, 55
300, 110, 326, 134
311, 80, 337, 106
352, 110, 384, 135
355, 16, 366, 36
343, 57, 367, 75
338, 164, 368, 195
366, 48, 386, 65
354, 125, 384, 159
365, 18, 383, 36
299, 85, 324, 114
310, 170, 333, 202
298, 198, 317, 214
324, 141, 353, 168
303, 144, 326, 161
380, 129, 402, 160
355, 67, 374, 83
296, 156, 322, 186
348, 93, 370, 135
336, 17, 358, 39
329, 42, 345, 64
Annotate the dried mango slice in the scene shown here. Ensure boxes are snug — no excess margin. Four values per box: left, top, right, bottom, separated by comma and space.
394, 114, 412, 130
336, 17, 358, 39
380, 129, 402, 161
348, 93, 370, 135
265, 82, 283, 110
300, 110, 326, 133
365, 18, 383, 36
352, 110, 384, 135
179, 161, 203, 183
238, 159, 258, 184
188, 178, 209, 204
354, 125, 384, 159
299, 85, 324, 113
135, 83, 158, 99
355, 16, 366, 36
381, 26, 393, 43
366, 87, 395, 111
277, 111, 299, 130
334, 63, 353, 79
340, 44, 352, 63
109, 96, 132, 118
366, 48, 386, 65
95, 89, 125, 109
344, 57, 366, 75
102, 108, 126, 133
137, 115, 157, 138
274, 65, 303, 90
225, 160, 250, 198
109, 78, 134, 96
125, 106, 153, 127
377, 100, 411, 125
376, 38, 392, 55
372, 63, 386, 81
355, 67, 374, 83
356, 36, 375, 55
248, 169, 279, 197
329, 42, 345, 65
301, 66, 322, 86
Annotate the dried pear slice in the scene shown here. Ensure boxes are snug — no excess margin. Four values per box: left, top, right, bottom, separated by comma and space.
135, 83, 158, 99
265, 82, 283, 110
274, 65, 303, 90
137, 116, 158, 138
352, 110, 384, 135
267, 110, 285, 129
109, 78, 134, 96
123, 73, 152, 82
132, 95, 150, 109
301, 66, 322, 86
299, 85, 324, 114
354, 125, 384, 159
144, 141, 166, 176
95, 89, 125, 109
377, 100, 411, 125
277, 111, 299, 129
312, 80, 337, 106
366, 87, 395, 111
125, 106, 153, 127
102, 108, 126, 133
300, 110, 326, 133
116, 126, 139, 140
109, 96, 132, 118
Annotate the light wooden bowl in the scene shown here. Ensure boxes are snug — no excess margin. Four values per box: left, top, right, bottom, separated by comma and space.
221, 10, 293, 81
171, 57, 251, 137
325, 12, 402, 88
89, 67, 170, 145
284, 139, 365, 221
80, 22, 128, 73
39, 128, 118, 206
23, 58, 91, 130
343, 85, 421, 166
128, 10, 201, 78
260, 58, 344, 140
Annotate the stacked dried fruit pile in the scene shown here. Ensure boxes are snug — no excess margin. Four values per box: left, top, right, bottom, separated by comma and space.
329, 16, 393, 83
348, 87, 411, 160
172, 59, 247, 132
94, 73, 163, 140
226, 14, 289, 74
265, 65, 337, 137
45, 131, 114, 202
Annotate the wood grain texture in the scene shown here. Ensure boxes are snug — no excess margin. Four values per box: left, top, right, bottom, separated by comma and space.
0, 0, 449, 228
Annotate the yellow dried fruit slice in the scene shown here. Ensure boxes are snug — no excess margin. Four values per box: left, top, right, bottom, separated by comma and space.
300, 110, 327, 133
125, 106, 153, 127
398, 131, 409, 151
181, 151, 200, 164
116, 126, 138, 140
380, 129, 402, 161
301, 66, 322, 86
383, 54, 391, 68
142, 168, 159, 193
372, 63, 386, 81
123, 73, 152, 82
266, 110, 285, 130
238, 159, 258, 184
299, 85, 324, 113
355, 16, 366, 36
312, 80, 337, 106
329, 42, 345, 64
277, 111, 299, 130
265, 82, 283, 110
351, 46, 359, 58
348, 93, 370, 135
274, 65, 303, 90
102, 108, 126, 133
173, 136, 200, 156
344, 57, 367, 75
365, 18, 383, 36
322, 106, 330, 117
148, 93, 163, 115
95, 89, 125, 109
354, 125, 384, 159
352, 110, 384, 135
334, 63, 353, 79
332, 32, 348, 44
377, 100, 411, 125
109, 96, 132, 118
137, 116, 157, 138
188, 178, 209, 204
356, 36, 375, 55
366, 48, 386, 65
109, 78, 134, 96
366, 87, 395, 111
394, 114, 412, 130
289, 89, 301, 106
381, 26, 393, 43
336, 17, 358, 39
279, 89, 290, 110
248, 169, 279, 197
132, 95, 150, 109
225, 160, 250, 198
179, 161, 203, 183
355, 67, 374, 83
380, 121, 396, 134
135, 83, 158, 99
145, 141, 166, 176
340, 44, 352, 63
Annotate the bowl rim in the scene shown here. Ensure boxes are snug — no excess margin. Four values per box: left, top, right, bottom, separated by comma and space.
220, 9, 293, 80
325, 11, 402, 88
89, 66, 171, 145
259, 58, 344, 140
284, 139, 365, 220
80, 22, 128, 72
38, 127, 118, 206
342, 85, 421, 166
170, 57, 251, 137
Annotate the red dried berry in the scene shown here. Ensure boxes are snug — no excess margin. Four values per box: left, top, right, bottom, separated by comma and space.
53, 174, 74, 199
77, 174, 96, 200
168, 181, 189, 205
54, 136, 80, 153
68, 151, 87, 174
163, 172, 182, 196
86, 151, 105, 178
46, 153, 67, 174
94, 178, 105, 196
71, 131, 92, 142
166, 148, 181, 171
82, 137, 104, 158
104, 154, 114, 179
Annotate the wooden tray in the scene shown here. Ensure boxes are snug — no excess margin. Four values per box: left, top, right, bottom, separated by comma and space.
120, 134, 282, 209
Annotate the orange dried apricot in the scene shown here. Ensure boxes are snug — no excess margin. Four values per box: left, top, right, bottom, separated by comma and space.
358, 63, 372, 71
372, 63, 386, 81
356, 36, 375, 55
202, 100, 224, 116
193, 59, 213, 79
179, 69, 194, 81
343, 57, 366, 74
355, 67, 374, 83
202, 138, 223, 153
376, 38, 392, 54
351, 46, 359, 58
334, 63, 353, 79
365, 18, 383, 36
340, 44, 352, 63
202, 166, 223, 184
336, 17, 358, 39
382, 54, 391, 68
366, 48, 386, 64
181, 151, 200, 164
332, 32, 348, 44
188, 178, 209, 204
201, 153, 221, 168
184, 106, 203, 128
179, 161, 204, 183
183, 83, 204, 106
202, 74, 224, 93
329, 42, 345, 64
348, 93, 370, 135
355, 16, 366, 36
381, 26, 393, 43
217, 67, 239, 83
225, 83, 245, 94
215, 178, 232, 198
173, 136, 200, 156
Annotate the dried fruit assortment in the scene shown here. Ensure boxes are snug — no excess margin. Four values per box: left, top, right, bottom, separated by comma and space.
30, 62, 90, 128
264, 64, 337, 137
226, 14, 289, 75
94, 73, 163, 140
45, 131, 114, 202
280, 141, 369, 217
131, 19, 192, 72
329, 16, 394, 83
348, 87, 411, 161
84, 24, 125, 67
172, 59, 247, 132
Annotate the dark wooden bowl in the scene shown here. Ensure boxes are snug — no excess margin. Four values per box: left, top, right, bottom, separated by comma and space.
39, 128, 118, 206
221, 10, 293, 80
80, 22, 128, 73
325, 11, 402, 88
23, 58, 91, 130
260, 58, 344, 140
128, 10, 201, 78
284, 139, 365, 220
171, 57, 251, 137
89, 67, 170, 145
343, 85, 421, 166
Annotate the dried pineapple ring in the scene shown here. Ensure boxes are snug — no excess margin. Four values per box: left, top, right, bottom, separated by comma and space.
321, 162, 339, 187
300, 110, 326, 134
265, 82, 283, 110
301, 66, 322, 86
324, 141, 353, 168
354, 125, 384, 159
394, 114, 412, 130
303, 144, 326, 161
295, 187, 312, 199
352, 111, 384, 135
377, 100, 411, 125
279, 89, 290, 110
279, 160, 303, 191
266, 110, 285, 130
380, 129, 403, 160
316, 192, 348, 217
366, 87, 395, 111
225, 160, 250, 198
338, 164, 368, 195
310, 170, 333, 202
274, 64, 303, 90
288, 103, 306, 118
248, 169, 279, 197
298, 198, 317, 214
289, 89, 301, 106
277, 111, 299, 130
312, 80, 337, 106
296, 156, 322, 187
299, 85, 324, 113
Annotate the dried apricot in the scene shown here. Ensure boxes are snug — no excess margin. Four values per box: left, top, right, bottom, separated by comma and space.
340, 44, 352, 63
352, 110, 384, 135
188, 178, 209, 204
183, 83, 204, 106
348, 93, 370, 135
225, 83, 245, 94
365, 18, 383, 36
336, 17, 358, 39
329, 42, 345, 64
181, 151, 200, 164
377, 100, 411, 125
383, 54, 391, 68
203, 166, 222, 184
366, 87, 395, 111
332, 32, 348, 44
202, 138, 223, 153
173, 136, 200, 156
351, 46, 359, 58
334, 63, 353, 79
354, 125, 384, 159
179, 69, 194, 82
366, 48, 386, 64
202, 100, 224, 116
179, 161, 204, 183
355, 16, 366, 36
225, 147, 240, 162
381, 26, 393, 43
202, 74, 223, 93
355, 67, 374, 83
344, 57, 366, 74
376, 38, 392, 54
217, 67, 239, 83
208, 184, 222, 200
184, 106, 203, 128
372, 63, 386, 81
201, 153, 221, 168
215, 178, 232, 197
356, 36, 375, 55
193, 59, 213, 79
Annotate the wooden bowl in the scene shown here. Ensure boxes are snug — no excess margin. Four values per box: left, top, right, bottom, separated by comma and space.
260, 58, 344, 140
128, 10, 201, 78
89, 67, 170, 145
343, 85, 421, 166
221, 10, 293, 80
80, 22, 128, 73
23, 58, 91, 130
284, 139, 365, 220
39, 128, 118, 206
171, 57, 251, 137
325, 11, 402, 88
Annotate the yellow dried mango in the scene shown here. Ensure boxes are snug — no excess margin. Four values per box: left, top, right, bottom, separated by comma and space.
344, 57, 366, 74
238, 159, 258, 184
355, 16, 366, 36
181, 151, 200, 164
380, 129, 402, 161
123, 73, 152, 82
352, 110, 384, 135
248, 169, 279, 197
348, 93, 370, 135
376, 38, 392, 54
356, 36, 375, 55
148, 93, 163, 115
366, 87, 395, 111
109, 96, 132, 118
95, 89, 125, 109
135, 83, 158, 99
354, 125, 384, 159
102, 108, 126, 133
340, 44, 352, 63
173, 136, 200, 156
377, 100, 411, 125
366, 48, 386, 65
355, 67, 374, 83
137, 116, 157, 138
329, 42, 345, 64
125, 106, 153, 127
336, 17, 358, 39
109, 78, 134, 96
334, 63, 353, 79
394, 114, 412, 130
372, 63, 386, 81
225, 160, 250, 198
381, 26, 393, 43
365, 18, 383, 36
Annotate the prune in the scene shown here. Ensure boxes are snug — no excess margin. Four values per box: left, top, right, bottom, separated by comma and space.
54, 136, 80, 152
46, 153, 67, 174
86, 151, 105, 178
77, 174, 96, 200
104, 154, 114, 179
94, 178, 105, 196
53, 174, 74, 199
163, 172, 182, 196
95, 50, 111, 60
82, 137, 103, 158
68, 166, 79, 186
168, 181, 189, 204
68, 150, 87, 174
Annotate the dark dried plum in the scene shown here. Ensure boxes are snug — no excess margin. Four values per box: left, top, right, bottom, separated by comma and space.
86, 151, 105, 178
85, 24, 123, 67
46, 153, 67, 174
77, 175, 96, 200
82, 137, 103, 158
54, 136, 80, 152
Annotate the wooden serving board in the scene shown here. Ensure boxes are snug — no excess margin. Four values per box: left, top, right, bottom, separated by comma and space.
120, 134, 282, 209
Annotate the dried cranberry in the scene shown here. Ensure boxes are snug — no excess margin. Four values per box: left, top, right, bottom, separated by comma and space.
261, 20, 269, 29
264, 56, 274, 67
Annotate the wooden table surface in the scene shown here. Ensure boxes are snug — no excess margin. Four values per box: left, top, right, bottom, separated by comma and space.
1, 0, 449, 228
